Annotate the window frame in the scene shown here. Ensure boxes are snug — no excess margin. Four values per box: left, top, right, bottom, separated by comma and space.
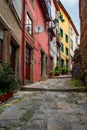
70, 39, 73, 50
65, 34, 68, 43
75, 36, 78, 44
26, 12, 33, 37
60, 28, 63, 37
66, 47, 68, 56
61, 43, 64, 52
66, 59, 68, 68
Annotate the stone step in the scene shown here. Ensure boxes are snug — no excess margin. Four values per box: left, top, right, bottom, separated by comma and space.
53, 74, 72, 79
21, 87, 86, 92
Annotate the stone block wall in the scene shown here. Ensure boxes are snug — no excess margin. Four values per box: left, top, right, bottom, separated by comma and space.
0, 0, 22, 77
79, 0, 87, 84
72, 0, 87, 85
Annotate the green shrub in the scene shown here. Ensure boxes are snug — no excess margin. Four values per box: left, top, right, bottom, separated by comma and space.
54, 69, 61, 75
0, 63, 21, 94
49, 70, 55, 75
58, 67, 68, 74
79, 71, 86, 82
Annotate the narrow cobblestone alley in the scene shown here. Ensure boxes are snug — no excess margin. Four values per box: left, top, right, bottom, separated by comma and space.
0, 76, 87, 130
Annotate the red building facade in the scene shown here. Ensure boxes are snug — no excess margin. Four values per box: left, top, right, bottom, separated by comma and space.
21, 0, 51, 84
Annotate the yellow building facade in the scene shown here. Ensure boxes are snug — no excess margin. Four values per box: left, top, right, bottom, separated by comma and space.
58, 1, 70, 69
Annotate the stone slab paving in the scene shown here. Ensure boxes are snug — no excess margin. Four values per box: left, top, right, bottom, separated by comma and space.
0, 78, 87, 130
22, 75, 85, 92
22, 78, 73, 91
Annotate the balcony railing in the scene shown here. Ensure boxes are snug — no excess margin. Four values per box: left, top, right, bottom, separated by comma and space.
39, 0, 51, 21
48, 27, 56, 37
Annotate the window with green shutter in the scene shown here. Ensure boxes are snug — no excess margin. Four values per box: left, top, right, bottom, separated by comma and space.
65, 34, 68, 43
66, 59, 68, 68
66, 47, 68, 56
61, 43, 64, 52
60, 28, 63, 37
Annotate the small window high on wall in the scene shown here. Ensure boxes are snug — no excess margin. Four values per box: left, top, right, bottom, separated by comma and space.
26, 13, 33, 37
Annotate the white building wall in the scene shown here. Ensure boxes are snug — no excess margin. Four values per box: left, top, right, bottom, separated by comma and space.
49, 0, 59, 69
70, 24, 78, 69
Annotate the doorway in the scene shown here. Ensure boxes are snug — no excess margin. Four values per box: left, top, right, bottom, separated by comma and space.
41, 51, 44, 76
10, 42, 17, 72
25, 45, 31, 80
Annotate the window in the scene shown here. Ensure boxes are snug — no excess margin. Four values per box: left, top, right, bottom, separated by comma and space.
70, 39, 73, 50
70, 27, 73, 35
75, 37, 78, 44
26, 13, 33, 36
61, 59, 64, 68
0, 39, 2, 61
46, 0, 51, 17
61, 43, 64, 52
59, 12, 65, 22
65, 34, 68, 43
66, 47, 68, 56
50, 35, 53, 41
44, 21, 46, 31
66, 59, 68, 68
26, 46, 30, 64
60, 28, 63, 37
10, 42, 16, 72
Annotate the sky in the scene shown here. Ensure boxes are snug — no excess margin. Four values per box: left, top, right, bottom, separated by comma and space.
60, 0, 80, 34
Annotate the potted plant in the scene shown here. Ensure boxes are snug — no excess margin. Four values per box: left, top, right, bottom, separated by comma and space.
49, 70, 54, 78
0, 90, 7, 102
61, 67, 68, 75
54, 69, 61, 76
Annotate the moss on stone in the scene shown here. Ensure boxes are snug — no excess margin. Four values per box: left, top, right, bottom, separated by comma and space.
20, 110, 34, 122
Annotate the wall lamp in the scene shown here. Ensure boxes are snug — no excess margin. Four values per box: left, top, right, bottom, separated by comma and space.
53, 18, 58, 25
48, 18, 58, 31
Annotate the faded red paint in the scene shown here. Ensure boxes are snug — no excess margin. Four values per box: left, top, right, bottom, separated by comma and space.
34, 1, 49, 82
21, 0, 49, 84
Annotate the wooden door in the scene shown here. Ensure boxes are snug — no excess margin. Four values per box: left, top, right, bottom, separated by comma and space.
10, 43, 16, 72
26, 45, 31, 80
41, 52, 44, 76
50, 56, 53, 71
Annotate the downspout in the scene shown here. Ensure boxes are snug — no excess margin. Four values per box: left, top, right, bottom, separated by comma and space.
68, 19, 71, 70
21, 0, 25, 85
48, 22, 51, 76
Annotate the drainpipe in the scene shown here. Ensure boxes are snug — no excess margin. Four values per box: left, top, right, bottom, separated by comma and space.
48, 22, 51, 77
21, 0, 25, 85
59, 45, 61, 67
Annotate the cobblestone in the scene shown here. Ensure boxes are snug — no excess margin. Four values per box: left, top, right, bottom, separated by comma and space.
0, 76, 87, 129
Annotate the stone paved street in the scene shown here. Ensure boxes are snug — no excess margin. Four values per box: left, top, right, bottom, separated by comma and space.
0, 76, 87, 130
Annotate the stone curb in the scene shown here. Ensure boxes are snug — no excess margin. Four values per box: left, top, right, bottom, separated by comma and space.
52, 75, 72, 79
21, 87, 86, 92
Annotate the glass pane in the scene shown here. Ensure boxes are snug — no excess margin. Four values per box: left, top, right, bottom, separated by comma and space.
26, 13, 33, 36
